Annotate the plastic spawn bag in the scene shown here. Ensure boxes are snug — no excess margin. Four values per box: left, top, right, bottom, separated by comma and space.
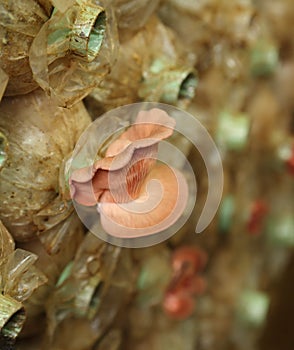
29, 0, 118, 107
0, 221, 47, 343
88, 16, 197, 112
0, 0, 52, 96
0, 89, 91, 249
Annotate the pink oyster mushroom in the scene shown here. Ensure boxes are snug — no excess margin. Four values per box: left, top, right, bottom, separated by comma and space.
69, 108, 188, 238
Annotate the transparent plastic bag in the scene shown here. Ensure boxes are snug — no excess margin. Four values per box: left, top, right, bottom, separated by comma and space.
0, 89, 91, 245
29, 0, 118, 107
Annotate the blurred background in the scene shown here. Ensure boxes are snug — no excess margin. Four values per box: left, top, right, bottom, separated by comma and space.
0, 0, 293, 349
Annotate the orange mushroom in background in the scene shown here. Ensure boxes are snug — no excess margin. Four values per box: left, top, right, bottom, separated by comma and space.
69, 108, 189, 238
163, 246, 208, 320
247, 199, 268, 235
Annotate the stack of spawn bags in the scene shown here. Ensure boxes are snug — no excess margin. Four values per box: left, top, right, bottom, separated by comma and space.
0, 0, 293, 349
